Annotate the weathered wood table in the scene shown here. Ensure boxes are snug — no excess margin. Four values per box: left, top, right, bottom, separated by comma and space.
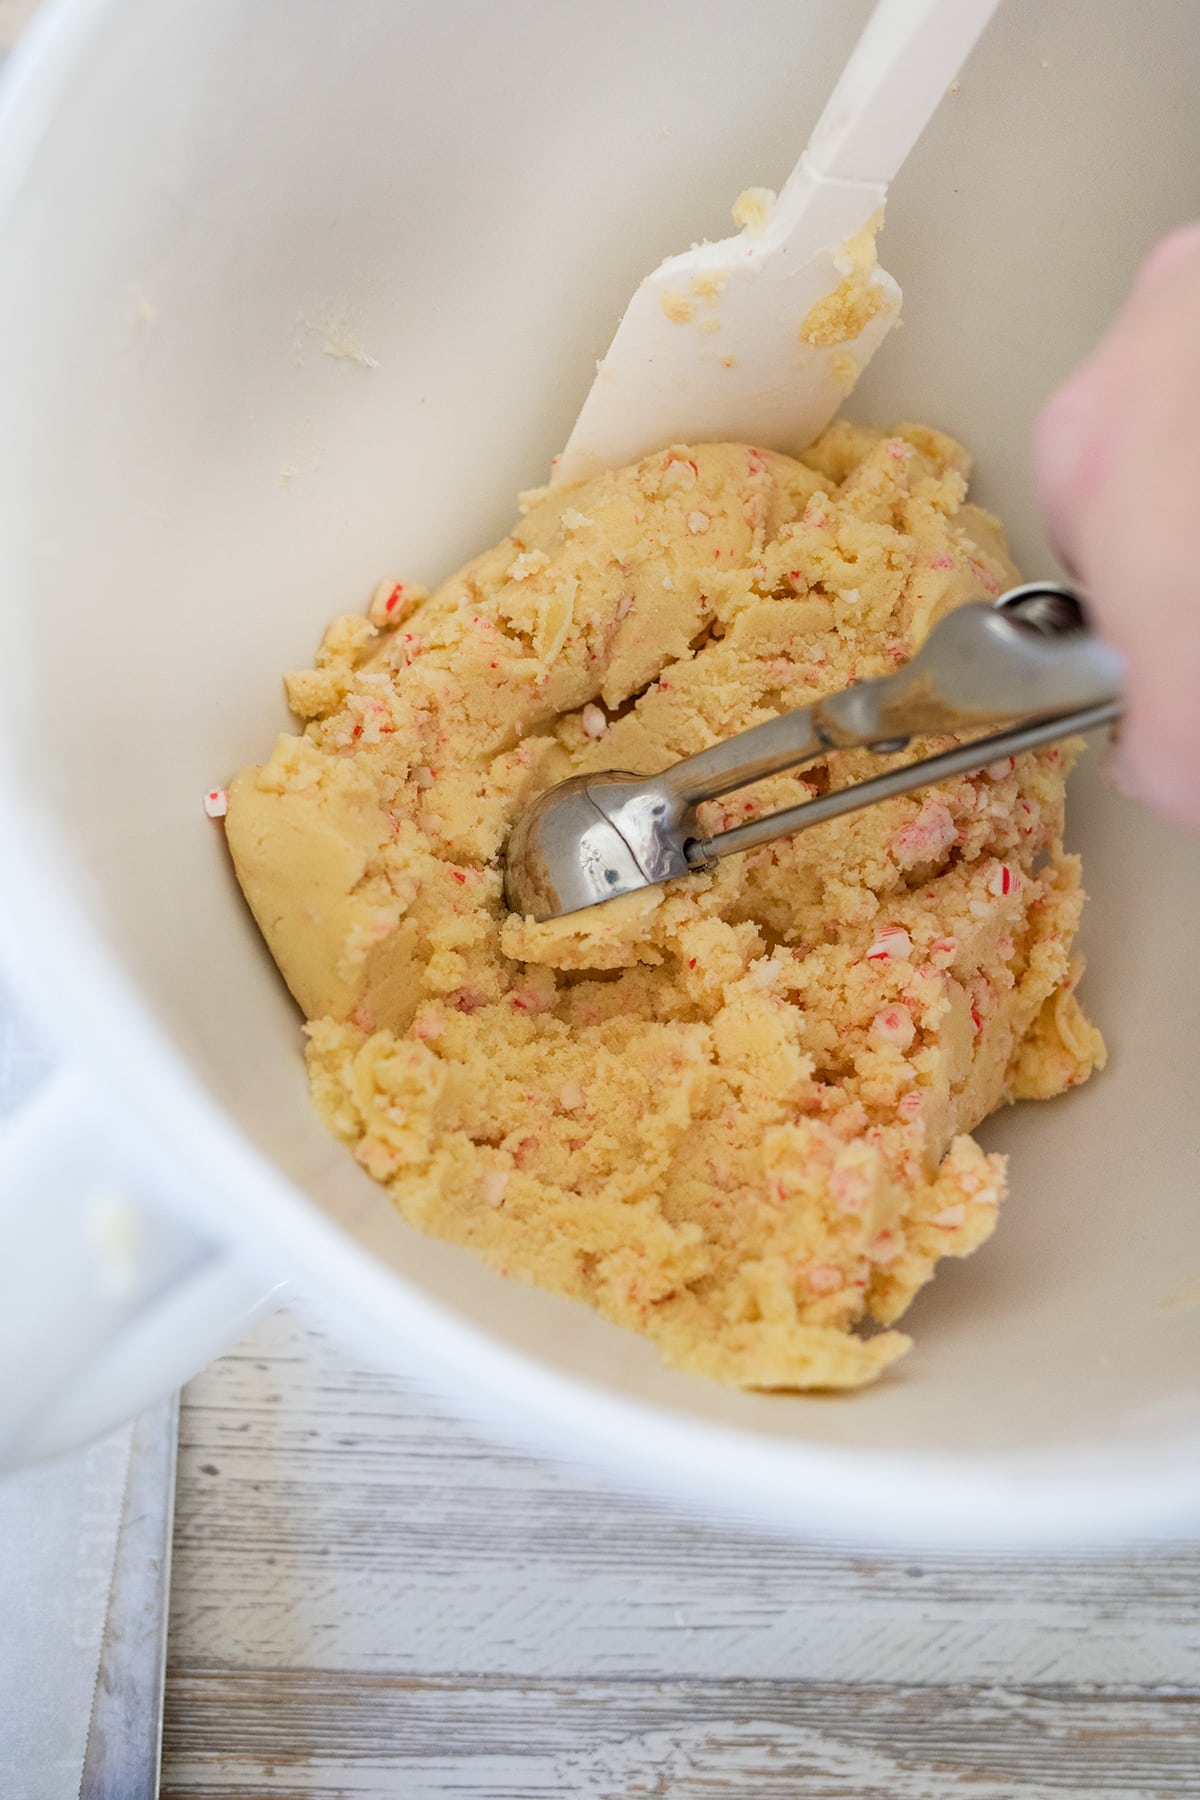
162, 1306, 1200, 1799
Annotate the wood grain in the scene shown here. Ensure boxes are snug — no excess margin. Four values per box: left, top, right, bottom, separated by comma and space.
163, 1309, 1200, 1797
164, 1672, 1200, 1798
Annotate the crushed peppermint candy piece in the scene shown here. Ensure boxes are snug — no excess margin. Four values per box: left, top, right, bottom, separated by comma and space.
932, 1203, 966, 1229
830, 1162, 872, 1212
897, 1090, 924, 1119
867, 1229, 905, 1267
660, 454, 699, 492
581, 703, 608, 739
986, 755, 1016, 780
871, 1004, 916, 1049
368, 579, 427, 628
891, 798, 957, 870
481, 1169, 510, 1208
807, 1264, 843, 1295
686, 510, 710, 535
558, 1083, 585, 1111
987, 862, 1020, 898
413, 765, 435, 789
969, 559, 1002, 597
865, 925, 914, 963
203, 786, 228, 818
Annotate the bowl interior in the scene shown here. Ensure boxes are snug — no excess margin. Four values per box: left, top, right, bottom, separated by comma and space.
3, 0, 1200, 1487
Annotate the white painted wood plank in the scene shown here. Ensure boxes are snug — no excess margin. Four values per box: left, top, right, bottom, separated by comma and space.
169, 1308, 1200, 1689
162, 1672, 1200, 1799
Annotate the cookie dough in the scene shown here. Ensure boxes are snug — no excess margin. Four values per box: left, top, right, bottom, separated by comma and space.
226, 423, 1104, 1389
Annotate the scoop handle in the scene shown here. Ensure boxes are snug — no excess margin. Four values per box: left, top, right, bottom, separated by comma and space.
689, 701, 1121, 868
663, 587, 1123, 812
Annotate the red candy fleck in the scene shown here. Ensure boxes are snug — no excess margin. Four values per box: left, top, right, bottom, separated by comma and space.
452, 870, 467, 884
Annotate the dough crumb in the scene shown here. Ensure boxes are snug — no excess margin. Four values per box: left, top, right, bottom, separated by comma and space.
802, 214, 890, 349
690, 268, 731, 301
306, 304, 380, 368
660, 290, 695, 324
831, 349, 858, 392
732, 186, 776, 232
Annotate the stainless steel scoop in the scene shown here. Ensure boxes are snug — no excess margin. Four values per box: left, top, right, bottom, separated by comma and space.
503, 583, 1124, 922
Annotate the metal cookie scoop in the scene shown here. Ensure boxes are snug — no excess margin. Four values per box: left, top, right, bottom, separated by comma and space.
503, 584, 1124, 923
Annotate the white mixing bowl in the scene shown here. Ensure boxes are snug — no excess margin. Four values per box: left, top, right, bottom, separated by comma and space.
1, 0, 1199, 1545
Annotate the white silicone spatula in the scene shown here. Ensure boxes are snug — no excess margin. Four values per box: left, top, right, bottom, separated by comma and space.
554, 0, 1001, 487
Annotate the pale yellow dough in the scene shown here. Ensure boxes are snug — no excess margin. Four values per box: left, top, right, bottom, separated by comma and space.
227, 423, 1104, 1390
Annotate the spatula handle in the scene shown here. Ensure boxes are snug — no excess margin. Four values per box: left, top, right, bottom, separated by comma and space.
803, 0, 1002, 188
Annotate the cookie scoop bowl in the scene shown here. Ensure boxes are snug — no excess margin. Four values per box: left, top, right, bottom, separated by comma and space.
1, 0, 1199, 1544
